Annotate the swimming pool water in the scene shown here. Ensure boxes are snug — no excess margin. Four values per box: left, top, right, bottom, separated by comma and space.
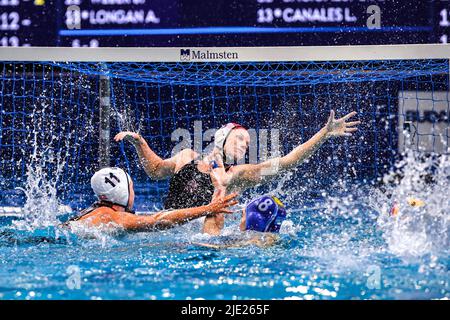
0, 200, 448, 300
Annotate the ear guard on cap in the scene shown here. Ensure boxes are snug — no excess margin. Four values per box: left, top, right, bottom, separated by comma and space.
244, 195, 287, 233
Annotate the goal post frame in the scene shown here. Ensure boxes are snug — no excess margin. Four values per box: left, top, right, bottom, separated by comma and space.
0, 44, 449, 172
0, 44, 450, 63
99, 74, 111, 169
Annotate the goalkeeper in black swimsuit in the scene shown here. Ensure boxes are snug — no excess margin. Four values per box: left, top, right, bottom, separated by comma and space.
115, 110, 360, 235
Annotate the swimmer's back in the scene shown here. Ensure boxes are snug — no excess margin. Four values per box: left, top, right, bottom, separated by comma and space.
75, 206, 116, 223
64, 205, 119, 227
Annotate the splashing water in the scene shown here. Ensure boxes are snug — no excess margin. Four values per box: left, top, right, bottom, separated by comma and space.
112, 101, 144, 134
12, 89, 93, 231
370, 150, 449, 257
13, 101, 68, 230
13, 158, 66, 230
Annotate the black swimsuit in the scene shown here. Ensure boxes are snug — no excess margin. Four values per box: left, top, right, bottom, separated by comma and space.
164, 160, 232, 210
164, 161, 215, 209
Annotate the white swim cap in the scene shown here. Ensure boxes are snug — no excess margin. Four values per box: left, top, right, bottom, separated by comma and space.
214, 122, 246, 151
90, 167, 131, 207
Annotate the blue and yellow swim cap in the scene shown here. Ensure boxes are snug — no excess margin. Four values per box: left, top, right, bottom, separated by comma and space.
244, 195, 287, 233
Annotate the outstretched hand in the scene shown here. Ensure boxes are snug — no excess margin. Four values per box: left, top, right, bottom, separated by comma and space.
114, 131, 142, 146
325, 110, 361, 137
207, 192, 239, 215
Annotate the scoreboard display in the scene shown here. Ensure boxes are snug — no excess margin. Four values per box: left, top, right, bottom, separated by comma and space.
1, 0, 450, 47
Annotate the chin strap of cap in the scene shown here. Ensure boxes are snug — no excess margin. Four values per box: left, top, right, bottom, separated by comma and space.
123, 171, 133, 213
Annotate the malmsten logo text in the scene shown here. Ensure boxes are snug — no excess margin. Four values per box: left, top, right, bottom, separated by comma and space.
180, 49, 239, 61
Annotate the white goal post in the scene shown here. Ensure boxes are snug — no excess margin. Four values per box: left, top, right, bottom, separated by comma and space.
0, 44, 449, 63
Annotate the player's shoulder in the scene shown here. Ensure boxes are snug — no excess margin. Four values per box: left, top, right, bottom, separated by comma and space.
184, 148, 199, 159
75, 205, 117, 222
170, 148, 199, 171
93, 206, 117, 216
174, 148, 200, 163
171, 148, 198, 160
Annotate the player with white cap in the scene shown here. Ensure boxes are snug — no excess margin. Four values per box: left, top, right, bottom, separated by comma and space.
67, 167, 238, 231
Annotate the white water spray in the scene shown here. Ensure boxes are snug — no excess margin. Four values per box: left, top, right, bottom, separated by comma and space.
371, 150, 449, 257
13, 84, 94, 231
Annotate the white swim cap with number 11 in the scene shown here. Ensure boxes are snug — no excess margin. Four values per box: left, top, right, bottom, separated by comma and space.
90, 167, 131, 207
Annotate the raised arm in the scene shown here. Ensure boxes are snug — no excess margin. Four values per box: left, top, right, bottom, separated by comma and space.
114, 132, 176, 180
234, 110, 361, 186
278, 110, 360, 170
115, 192, 239, 231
